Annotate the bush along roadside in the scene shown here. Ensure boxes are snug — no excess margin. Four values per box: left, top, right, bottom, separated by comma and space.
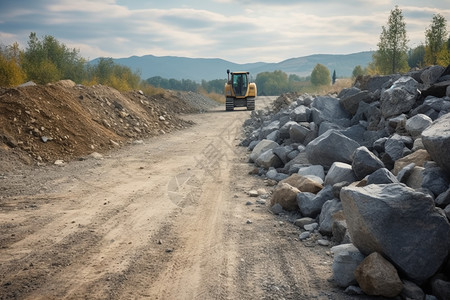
241, 64, 450, 299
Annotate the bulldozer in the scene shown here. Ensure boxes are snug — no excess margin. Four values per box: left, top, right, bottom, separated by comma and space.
224, 70, 257, 111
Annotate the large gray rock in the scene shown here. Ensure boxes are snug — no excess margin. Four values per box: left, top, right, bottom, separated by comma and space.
380, 76, 420, 118
357, 75, 397, 93
422, 164, 450, 196
384, 134, 407, 162
279, 121, 298, 139
339, 124, 367, 146
260, 120, 280, 139
297, 185, 334, 218
354, 252, 403, 298
250, 139, 279, 162
339, 89, 374, 115
420, 65, 444, 87
289, 123, 311, 143
436, 187, 450, 208
298, 165, 325, 181
273, 146, 293, 165
318, 121, 343, 137
331, 243, 365, 288
341, 183, 450, 284
324, 162, 356, 186
311, 95, 351, 126
319, 198, 343, 235
352, 146, 385, 180
255, 149, 283, 169
422, 113, 450, 175
289, 105, 311, 122
306, 130, 360, 168
366, 168, 400, 185
406, 114, 433, 139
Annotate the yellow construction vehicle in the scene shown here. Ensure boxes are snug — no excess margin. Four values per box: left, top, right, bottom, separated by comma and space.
224, 70, 257, 111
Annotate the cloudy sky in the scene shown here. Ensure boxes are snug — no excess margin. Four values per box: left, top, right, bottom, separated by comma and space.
0, 0, 449, 63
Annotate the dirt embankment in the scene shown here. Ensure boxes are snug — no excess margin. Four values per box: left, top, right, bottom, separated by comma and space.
0, 81, 218, 172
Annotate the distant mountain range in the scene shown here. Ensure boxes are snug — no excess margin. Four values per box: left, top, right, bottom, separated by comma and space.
92, 51, 374, 82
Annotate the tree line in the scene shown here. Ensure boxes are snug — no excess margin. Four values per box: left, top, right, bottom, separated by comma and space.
357, 7, 449, 76
0, 32, 141, 90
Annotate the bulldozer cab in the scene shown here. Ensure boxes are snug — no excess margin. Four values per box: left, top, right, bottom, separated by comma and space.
232, 73, 248, 97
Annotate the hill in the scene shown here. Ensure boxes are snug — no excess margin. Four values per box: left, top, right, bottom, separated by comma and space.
91, 51, 374, 82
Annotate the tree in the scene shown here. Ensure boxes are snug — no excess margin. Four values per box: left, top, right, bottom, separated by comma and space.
352, 65, 365, 78
408, 45, 425, 68
310, 64, 330, 86
22, 32, 86, 84
425, 14, 448, 65
332, 70, 336, 85
0, 43, 26, 86
373, 6, 409, 74
255, 70, 290, 95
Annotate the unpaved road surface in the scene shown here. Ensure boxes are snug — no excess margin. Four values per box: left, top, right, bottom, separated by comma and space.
1, 97, 364, 299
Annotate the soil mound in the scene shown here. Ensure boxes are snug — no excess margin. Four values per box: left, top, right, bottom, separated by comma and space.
0, 81, 218, 171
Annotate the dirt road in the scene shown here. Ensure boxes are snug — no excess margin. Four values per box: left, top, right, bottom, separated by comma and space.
1, 96, 360, 299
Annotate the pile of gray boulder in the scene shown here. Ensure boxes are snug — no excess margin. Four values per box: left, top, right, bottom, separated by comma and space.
241, 65, 450, 299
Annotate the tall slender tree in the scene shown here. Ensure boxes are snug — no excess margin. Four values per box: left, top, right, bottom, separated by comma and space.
372, 6, 409, 74
425, 13, 448, 65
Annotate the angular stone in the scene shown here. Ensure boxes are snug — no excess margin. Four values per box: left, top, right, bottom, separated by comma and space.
318, 198, 343, 235
357, 75, 397, 93
250, 139, 279, 162
406, 114, 433, 139
366, 168, 399, 185
255, 149, 283, 169
354, 252, 403, 298
270, 183, 300, 211
352, 146, 384, 180
401, 280, 425, 300
289, 123, 310, 143
332, 219, 348, 245
341, 183, 450, 284
406, 166, 425, 189
397, 162, 416, 183
384, 134, 407, 162
266, 130, 280, 142
311, 95, 351, 126
260, 120, 280, 139
279, 173, 322, 194
393, 149, 431, 175
279, 121, 298, 139
298, 165, 325, 181
422, 164, 450, 196
273, 146, 293, 165
422, 113, 450, 175
289, 105, 311, 122
431, 278, 450, 300
297, 185, 334, 218
420, 65, 445, 86
270, 203, 284, 215
380, 76, 420, 118
306, 130, 360, 168
436, 188, 450, 208
331, 243, 365, 288
339, 89, 374, 115
324, 162, 356, 186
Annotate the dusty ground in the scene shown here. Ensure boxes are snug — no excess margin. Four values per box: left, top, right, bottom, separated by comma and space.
0, 95, 375, 300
